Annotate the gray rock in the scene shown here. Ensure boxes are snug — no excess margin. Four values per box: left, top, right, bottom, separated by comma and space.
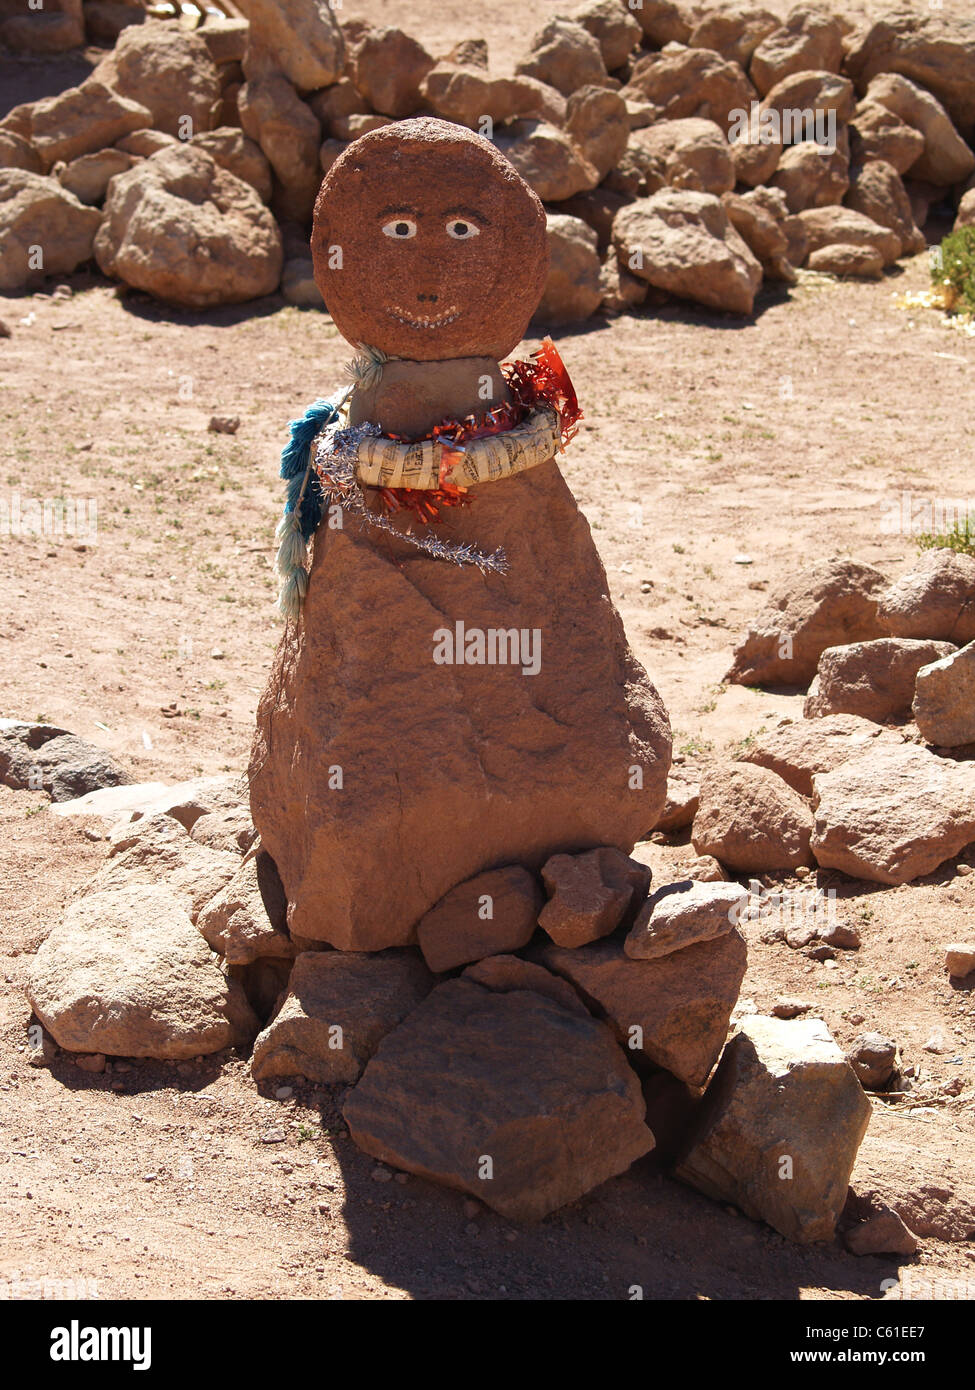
0, 722, 129, 801
676, 1015, 871, 1244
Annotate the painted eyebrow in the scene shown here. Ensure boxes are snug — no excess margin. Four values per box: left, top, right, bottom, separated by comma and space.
377, 205, 422, 219
441, 206, 491, 225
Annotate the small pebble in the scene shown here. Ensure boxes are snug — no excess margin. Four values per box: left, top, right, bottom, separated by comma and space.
275, 1086, 293, 1100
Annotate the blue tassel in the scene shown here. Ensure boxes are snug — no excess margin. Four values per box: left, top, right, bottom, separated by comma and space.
275, 397, 342, 617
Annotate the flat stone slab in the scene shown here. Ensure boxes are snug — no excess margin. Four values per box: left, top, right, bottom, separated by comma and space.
343, 979, 654, 1221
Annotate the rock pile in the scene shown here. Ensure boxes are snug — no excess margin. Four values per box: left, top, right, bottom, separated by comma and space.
713, 550, 975, 886
14, 718, 871, 1238
2, 3, 974, 315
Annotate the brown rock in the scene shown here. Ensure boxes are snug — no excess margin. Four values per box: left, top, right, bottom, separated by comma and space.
1, 0, 83, 52
533, 929, 746, 1086
307, 76, 368, 128
565, 85, 628, 183
56, 148, 135, 205
598, 250, 648, 315
761, 69, 856, 128
676, 1015, 870, 1244
692, 763, 814, 872
770, 129, 850, 214
739, 714, 902, 796
27, 885, 258, 1059
804, 637, 956, 723
539, 847, 650, 949
113, 22, 220, 139
749, 7, 844, 97
460, 954, 590, 1017
331, 114, 390, 141
914, 642, 975, 748
87, 830, 239, 925
625, 879, 746, 961
514, 19, 607, 98
945, 943, 975, 980
844, 13, 975, 137
416, 866, 542, 973
95, 145, 283, 308
612, 189, 763, 316
537, 213, 602, 325
630, 0, 691, 47
251, 456, 670, 949
721, 190, 792, 279
652, 769, 700, 832
877, 549, 975, 645
807, 242, 883, 278
802, 204, 906, 260
728, 112, 782, 187
82, 2, 145, 46
238, 73, 321, 223
353, 27, 434, 118
236, 0, 344, 91
18, 81, 151, 170
199, 15, 249, 67
957, 189, 975, 231
343, 979, 654, 1221
496, 118, 599, 204
250, 949, 434, 1083
688, 6, 778, 68
114, 129, 177, 157
623, 48, 756, 134
572, 0, 642, 72
190, 805, 258, 855
847, 1031, 897, 1090
810, 742, 975, 885
862, 72, 974, 188
680, 854, 728, 883
197, 849, 294, 965
631, 118, 735, 197
849, 101, 925, 176
0, 171, 102, 292
314, 120, 551, 361
421, 65, 560, 130
0, 131, 42, 173
845, 159, 926, 257
281, 257, 323, 308
844, 1191, 918, 1256
728, 558, 884, 689
557, 186, 630, 252
191, 127, 273, 204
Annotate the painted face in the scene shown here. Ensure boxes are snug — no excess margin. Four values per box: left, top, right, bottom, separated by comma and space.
312, 118, 549, 362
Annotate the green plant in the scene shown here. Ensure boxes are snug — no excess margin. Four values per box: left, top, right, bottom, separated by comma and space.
932, 225, 975, 315
918, 513, 975, 557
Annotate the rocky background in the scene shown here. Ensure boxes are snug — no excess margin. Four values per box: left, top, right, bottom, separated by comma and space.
2, 1, 975, 318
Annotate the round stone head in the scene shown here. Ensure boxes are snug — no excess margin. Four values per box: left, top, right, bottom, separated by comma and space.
312, 118, 549, 362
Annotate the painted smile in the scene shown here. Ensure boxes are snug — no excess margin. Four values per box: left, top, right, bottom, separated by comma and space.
387, 304, 461, 329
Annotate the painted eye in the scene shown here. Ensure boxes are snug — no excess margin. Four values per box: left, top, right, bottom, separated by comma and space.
382, 218, 417, 239
446, 219, 480, 240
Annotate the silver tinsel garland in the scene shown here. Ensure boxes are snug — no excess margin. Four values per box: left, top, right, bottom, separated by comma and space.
315, 422, 508, 576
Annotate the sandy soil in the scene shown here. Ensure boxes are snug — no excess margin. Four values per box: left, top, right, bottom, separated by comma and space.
1, 1, 975, 1301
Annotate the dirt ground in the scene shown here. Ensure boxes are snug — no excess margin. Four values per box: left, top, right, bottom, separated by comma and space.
2, 0, 975, 1302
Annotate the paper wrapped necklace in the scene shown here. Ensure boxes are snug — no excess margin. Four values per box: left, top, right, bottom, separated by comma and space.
274, 338, 581, 619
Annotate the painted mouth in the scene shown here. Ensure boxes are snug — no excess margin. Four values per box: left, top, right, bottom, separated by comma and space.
387, 304, 461, 329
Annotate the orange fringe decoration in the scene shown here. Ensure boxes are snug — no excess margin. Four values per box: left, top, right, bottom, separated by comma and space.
375, 338, 582, 525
